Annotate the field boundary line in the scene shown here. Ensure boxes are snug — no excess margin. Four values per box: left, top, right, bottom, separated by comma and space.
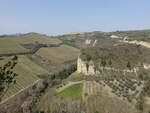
0, 79, 41, 105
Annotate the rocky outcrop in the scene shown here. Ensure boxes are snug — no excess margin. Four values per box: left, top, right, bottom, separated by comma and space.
77, 57, 88, 75
93, 40, 97, 46
77, 57, 150, 75
85, 40, 92, 45
120, 40, 150, 49
143, 64, 150, 69
77, 57, 97, 75
85, 40, 97, 47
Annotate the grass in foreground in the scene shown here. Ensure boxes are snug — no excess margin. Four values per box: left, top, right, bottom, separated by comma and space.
56, 83, 83, 99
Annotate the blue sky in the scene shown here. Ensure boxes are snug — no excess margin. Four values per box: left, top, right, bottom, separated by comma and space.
0, 0, 150, 35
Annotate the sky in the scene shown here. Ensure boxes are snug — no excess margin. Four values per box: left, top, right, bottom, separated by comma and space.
0, 0, 150, 35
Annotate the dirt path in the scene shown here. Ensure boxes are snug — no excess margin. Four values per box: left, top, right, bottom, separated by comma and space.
56, 81, 84, 92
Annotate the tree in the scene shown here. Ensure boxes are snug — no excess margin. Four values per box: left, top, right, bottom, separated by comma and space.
138, 74, 144, 80
108, 59, 112, 67
101, 58, 106, 67
127, 61, 131, 70
0, 56, 18, 101
94, 111, 99, 113
49, 64, 77, 80
136, 94, 144, 112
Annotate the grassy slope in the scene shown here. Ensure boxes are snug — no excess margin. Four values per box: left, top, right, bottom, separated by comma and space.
2, 30, 150, 54
0, 44, 79, 101
60, 34, 81, 40
1, 56, 49, 100
36, 44, 80, 63
69, 72, 82, 79
56, 83, 83, 99
34, 44, 80, 73
60, 44, 80, 53
0, 33, 61, 54
0, 38, 29, 54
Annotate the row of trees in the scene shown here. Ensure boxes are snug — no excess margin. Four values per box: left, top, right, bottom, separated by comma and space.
100, 58, 112, 67
49, 64, 77, 80
97, 58, 131, 70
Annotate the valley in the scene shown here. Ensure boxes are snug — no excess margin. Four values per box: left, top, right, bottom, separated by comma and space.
0, 30, 150, 113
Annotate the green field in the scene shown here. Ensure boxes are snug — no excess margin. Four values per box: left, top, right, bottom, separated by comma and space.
69, 72, 82, 79
0, 56, 49, 100
0, 33, 61, 54
56, 83, 83, 99
37, 83, 83, 111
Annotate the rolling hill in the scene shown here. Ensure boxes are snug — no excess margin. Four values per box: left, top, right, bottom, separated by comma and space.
0, 32, 61, 54
1, 30, 150, 113
0, 33, 80, 106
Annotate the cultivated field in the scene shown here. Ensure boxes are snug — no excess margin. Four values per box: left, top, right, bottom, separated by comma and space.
0, 55, 49, 101
31, 44, 80, 73
0, 43, 80, 103
86, 94, 137, 113
83, 81, 137, 113
35, 44, 80, 63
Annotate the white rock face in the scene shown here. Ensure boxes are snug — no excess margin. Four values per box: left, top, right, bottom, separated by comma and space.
110, 35, 121, 39
77, 57, 96, 75
123, 36, 128, 41
85, 40, 91, 45
93, 40, 97, 46
143, 64, 150, 69
121, 40, 150, 49
88, 61, 96, 75
77, 57, 88, 75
